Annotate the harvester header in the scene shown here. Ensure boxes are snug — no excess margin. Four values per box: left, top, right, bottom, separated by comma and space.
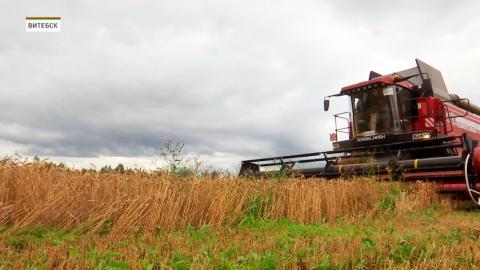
240, 59, 480, 205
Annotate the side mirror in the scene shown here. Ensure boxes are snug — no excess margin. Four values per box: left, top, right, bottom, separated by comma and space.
323, 98, 330, 111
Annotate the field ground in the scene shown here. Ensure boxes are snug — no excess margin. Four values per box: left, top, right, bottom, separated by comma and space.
1, 160, 480, 269
2, 208, 480, 269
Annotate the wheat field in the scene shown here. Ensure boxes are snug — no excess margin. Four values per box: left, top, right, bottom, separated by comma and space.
2, 159, 480, 269
0, 159, 441, 235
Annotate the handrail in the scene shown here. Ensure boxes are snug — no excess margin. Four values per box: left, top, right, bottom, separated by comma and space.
334, 112, 351, 140
443, 105, 454, 134
442, 98, 470, 118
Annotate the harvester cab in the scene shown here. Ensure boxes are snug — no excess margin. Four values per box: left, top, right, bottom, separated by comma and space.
240, 59, 480, 205
325, 59, 454, 144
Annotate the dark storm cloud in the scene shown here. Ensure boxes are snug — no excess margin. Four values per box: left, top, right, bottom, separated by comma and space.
1, 0, 480, 167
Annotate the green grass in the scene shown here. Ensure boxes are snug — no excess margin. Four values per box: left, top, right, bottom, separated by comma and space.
2, 207, 480, 269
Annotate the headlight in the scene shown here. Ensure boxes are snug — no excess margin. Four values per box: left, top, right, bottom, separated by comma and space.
412, 132, 431, 140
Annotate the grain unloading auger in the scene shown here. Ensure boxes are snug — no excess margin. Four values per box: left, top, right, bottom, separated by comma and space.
240, 59, 480, 205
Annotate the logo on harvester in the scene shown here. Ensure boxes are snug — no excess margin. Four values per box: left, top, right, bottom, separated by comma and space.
25, 17, 61, 32
356, 134, 386, 142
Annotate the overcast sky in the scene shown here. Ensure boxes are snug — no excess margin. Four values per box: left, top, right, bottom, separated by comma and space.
1, 0, 480, 171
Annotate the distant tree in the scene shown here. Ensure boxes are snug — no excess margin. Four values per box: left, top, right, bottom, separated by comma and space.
100, 165, 113, 173
115, 164, 125, 173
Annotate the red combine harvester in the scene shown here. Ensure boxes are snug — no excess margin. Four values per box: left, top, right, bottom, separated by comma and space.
240, 59, 480, 205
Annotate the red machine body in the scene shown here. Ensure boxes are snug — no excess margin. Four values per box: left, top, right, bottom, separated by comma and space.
241, 59, 480, 205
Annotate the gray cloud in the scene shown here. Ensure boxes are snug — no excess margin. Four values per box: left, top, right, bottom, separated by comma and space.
1, 0, 480, 168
